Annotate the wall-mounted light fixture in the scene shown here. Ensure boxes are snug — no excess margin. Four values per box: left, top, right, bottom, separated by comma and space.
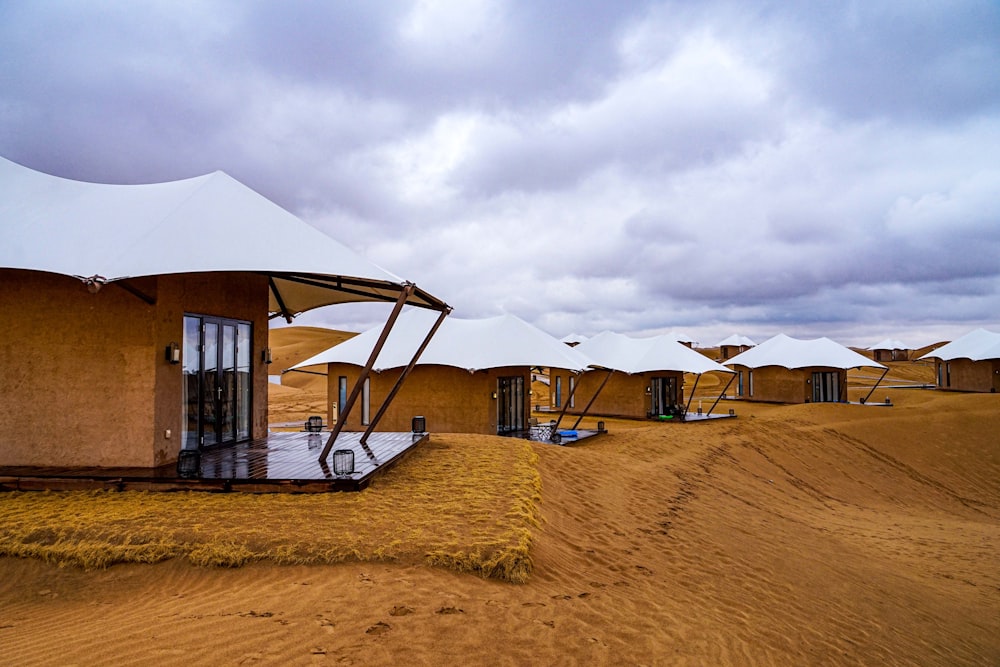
491, 391, 498, 399
645, 386, 651, 395
165, 342, 181, 364
262, 348, 272, 364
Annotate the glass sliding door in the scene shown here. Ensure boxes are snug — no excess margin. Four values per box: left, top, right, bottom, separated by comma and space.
181, 314, 253, 449
651, 376, 678, 416
811, 371, 840, 403
497, 376, 525, 434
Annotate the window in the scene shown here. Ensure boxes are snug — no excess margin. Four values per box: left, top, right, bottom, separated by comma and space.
569, 376, 576, 408
554, 376, 562, 407
337, 376, 348, 423
361, 377, 371, 425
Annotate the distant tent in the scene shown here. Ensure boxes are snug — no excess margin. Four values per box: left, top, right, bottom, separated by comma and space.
549, 331, 735, 421
663, 330, 697, 348
716, 334, 756, 360
290, 309, 593, 436
917, 329, 1000, 393
867, 338, 910, 362
561, 333, 588, 346
722, 334, 886, 404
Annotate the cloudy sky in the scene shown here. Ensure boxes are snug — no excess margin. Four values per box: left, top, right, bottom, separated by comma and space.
2, 1, 998, 347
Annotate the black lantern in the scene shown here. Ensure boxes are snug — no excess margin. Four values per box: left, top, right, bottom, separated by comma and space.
412, 415, 426, 434
333, 449, 355, 476
176, 449, 201, 479
597, 421, 605, 432
305, 415, 324, 432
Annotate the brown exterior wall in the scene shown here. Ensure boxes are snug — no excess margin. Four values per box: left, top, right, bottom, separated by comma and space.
874, 349, 909, 362
935, 359, 1000, 393
0, 270, 269, 468
325, 363, 530, 435
731, 364, 847, 403
548, 369, 685, 419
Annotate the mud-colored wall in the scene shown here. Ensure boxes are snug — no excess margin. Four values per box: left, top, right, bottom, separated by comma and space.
730, 365, 847, 403
0, 270, 268, 468
325, 364, 530, 434
936, 359, 1000, 393
548, 369, 685, 419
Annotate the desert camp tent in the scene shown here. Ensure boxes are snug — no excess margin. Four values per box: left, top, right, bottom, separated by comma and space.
867, 338, 910, 362
290, 309, 593, 435
717, 334, 756, 360
722, 334, 887, 404
917, 328, 1000, 393
549, 331, 735, 420
0, 156, 447, 469
664, 330, 697, 348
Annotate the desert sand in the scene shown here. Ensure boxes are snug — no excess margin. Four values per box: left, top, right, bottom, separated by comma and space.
1, 329, 997, 666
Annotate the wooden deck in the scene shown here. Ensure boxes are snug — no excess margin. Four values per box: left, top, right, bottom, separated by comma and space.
0, 431, 426, 494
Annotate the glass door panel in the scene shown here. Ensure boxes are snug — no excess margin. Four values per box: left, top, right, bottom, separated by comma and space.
497, 376, 525, 434
220, 323, 237, 444
182, 316, 201, 450
237, 323, 251, 441
203, 322, 220, 446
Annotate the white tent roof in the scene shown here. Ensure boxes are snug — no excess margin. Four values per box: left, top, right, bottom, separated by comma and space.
717, 334, 756, 347
574, 331, 733, 375
917, 328, 1000, 362
561, 333, 588, 345
0, 156, 447, 317
867, 338, 909, 351
722, 333, 886, 370
292, 308, 594, 373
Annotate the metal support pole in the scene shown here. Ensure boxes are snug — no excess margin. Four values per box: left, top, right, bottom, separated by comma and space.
683, 374, 701, 416
570, 368, 614, 430
861, 367, 890, 404
360, 307, 451, 445
320, 285, 414, 462
706, 373, 736, 416
551, 372, 583, 435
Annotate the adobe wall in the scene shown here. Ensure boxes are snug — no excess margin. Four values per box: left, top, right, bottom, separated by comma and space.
0, 270, 268, 468
936, 358, 1000, 393
732, 365, 847, 403
549, 369, 685, 419
326, 363, 530, 435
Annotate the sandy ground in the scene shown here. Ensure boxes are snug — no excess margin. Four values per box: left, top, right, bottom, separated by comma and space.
2, 329, 997, 665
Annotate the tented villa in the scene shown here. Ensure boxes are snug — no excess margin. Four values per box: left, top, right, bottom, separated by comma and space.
723, 334, 887, 404
918, 328, 1000, 393
548, 331, 735, 421
0, 157, 448, 490
717, 334, 756, 360
289, 309, 595, 440
867, 338, 910, 362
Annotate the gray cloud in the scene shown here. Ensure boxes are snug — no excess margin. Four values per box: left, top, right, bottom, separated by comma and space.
2, 0, 998, 347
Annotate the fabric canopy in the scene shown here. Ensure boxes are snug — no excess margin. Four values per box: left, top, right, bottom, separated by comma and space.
867, 338, 909, 351
722, 334, 886, 370
292, 308, 594, 373
574, 331, 733, 375
918, 328, 1000, 362
0, 156, 447, 317
560, 333, 588, 345
717, 334, 756, 347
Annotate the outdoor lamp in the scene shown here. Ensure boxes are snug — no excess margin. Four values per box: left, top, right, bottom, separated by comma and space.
165, 342, 181, 364
262, 348, 272, 364
597, 421, 605, 432
333, 449, 355, 476
491, 391, 498, 399
412, 415, 426, 434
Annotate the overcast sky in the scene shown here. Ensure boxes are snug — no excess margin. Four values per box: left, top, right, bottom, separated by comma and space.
2, 1, 998, 347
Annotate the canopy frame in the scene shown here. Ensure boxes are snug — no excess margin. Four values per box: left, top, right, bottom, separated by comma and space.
359, 307, 452, 446
570, 368, 615, 431
320, 284, 414, 462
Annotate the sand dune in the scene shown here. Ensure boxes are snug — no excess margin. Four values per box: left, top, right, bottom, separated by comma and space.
2, 386, 998, 665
